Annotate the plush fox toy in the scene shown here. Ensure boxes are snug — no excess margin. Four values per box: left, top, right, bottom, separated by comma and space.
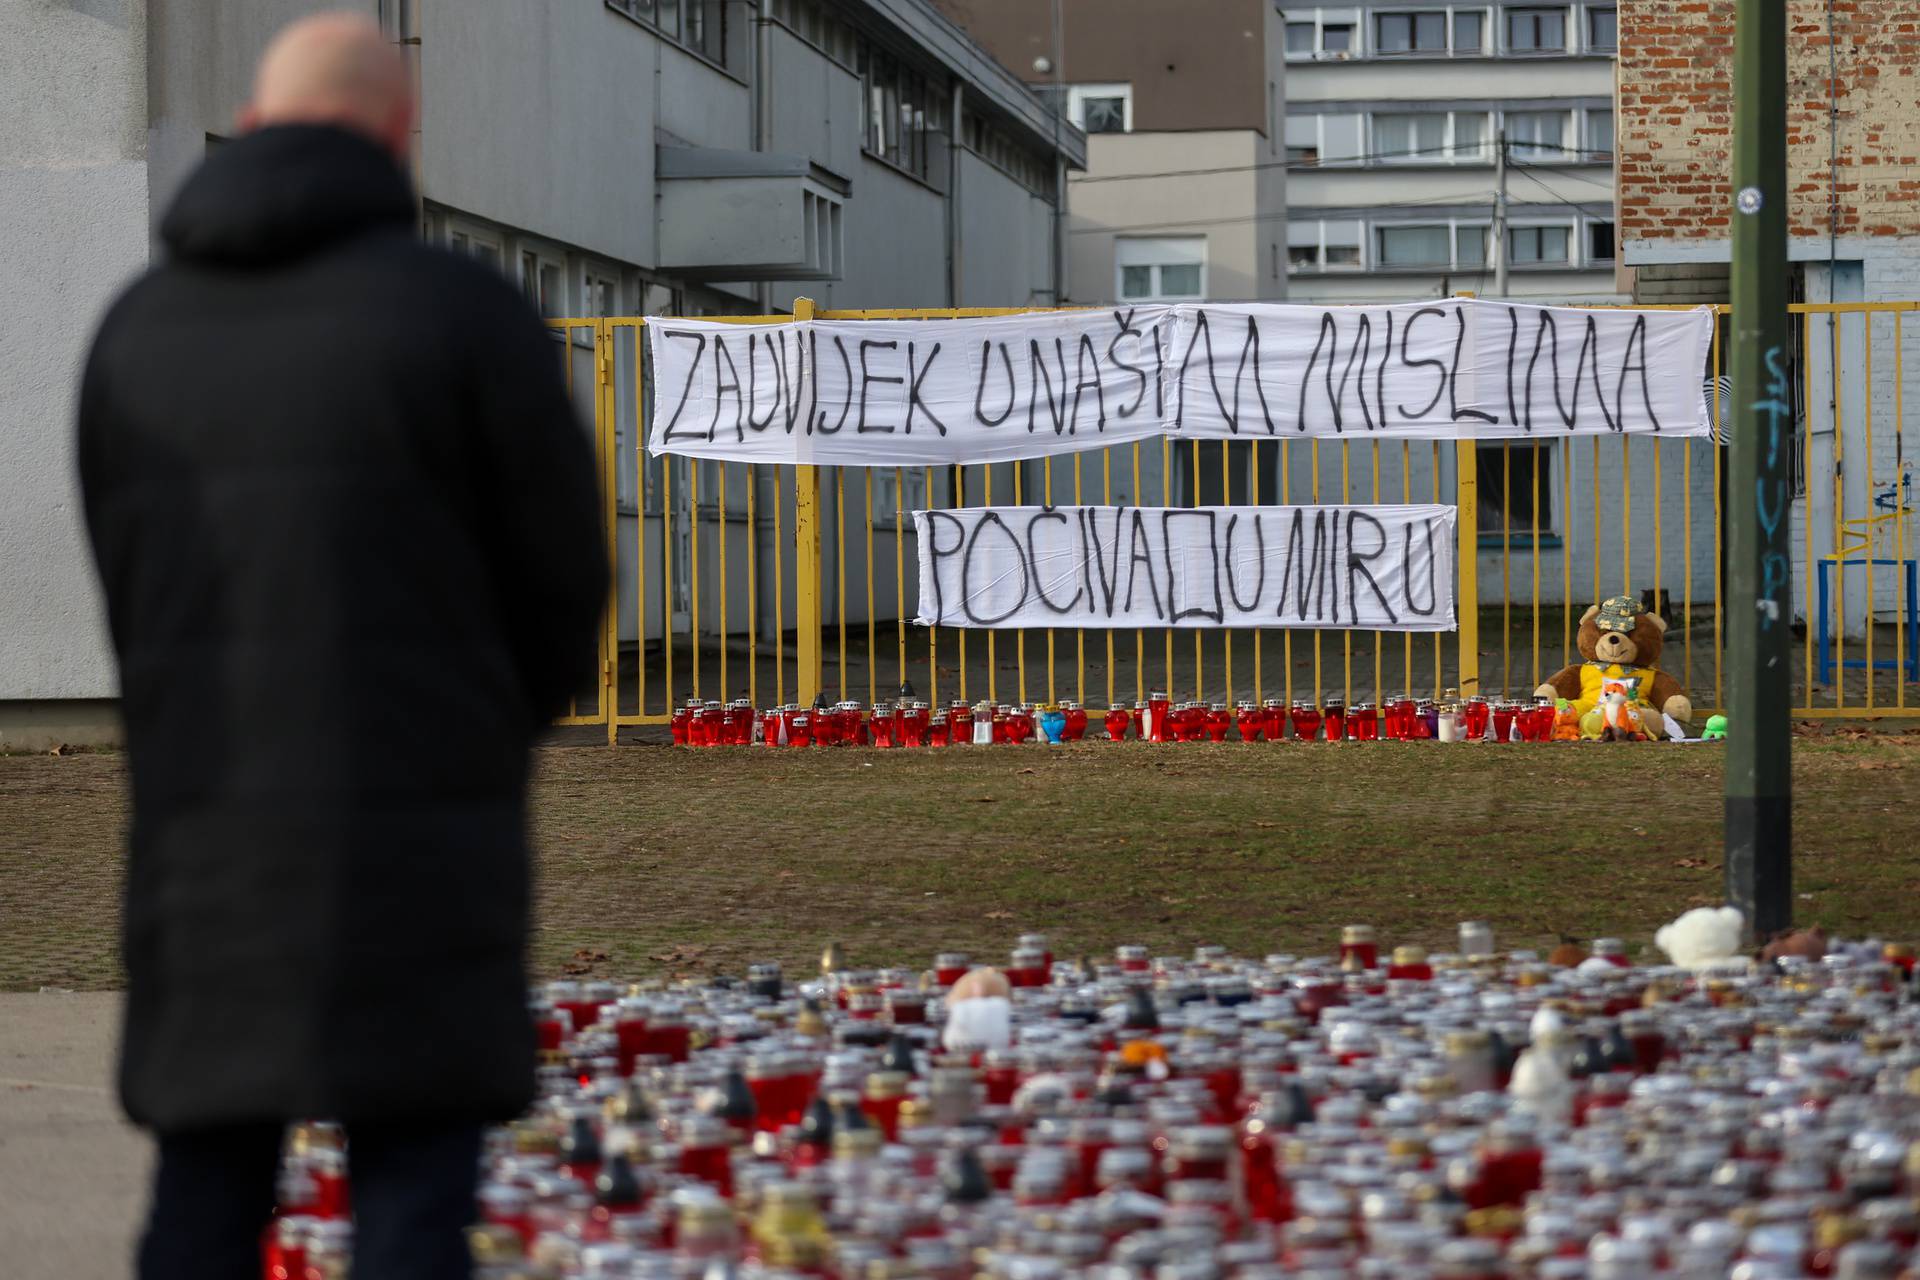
1598, 680, 1643, 741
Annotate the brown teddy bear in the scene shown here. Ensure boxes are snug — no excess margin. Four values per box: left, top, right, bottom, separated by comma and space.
1534, 595, 1693, 738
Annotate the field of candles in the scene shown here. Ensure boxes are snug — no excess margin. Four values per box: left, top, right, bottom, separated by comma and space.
2, 726, 1916, 992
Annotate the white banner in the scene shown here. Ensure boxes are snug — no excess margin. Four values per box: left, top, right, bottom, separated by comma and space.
648, 300, 1712, 466
913, 504, 1457, 632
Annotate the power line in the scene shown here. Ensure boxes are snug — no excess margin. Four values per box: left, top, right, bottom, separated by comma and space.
1507, 157, 1618, 193
1507, 163, 1613, 217
1067, 139, 1613, 185
1068, 190, 1501, 237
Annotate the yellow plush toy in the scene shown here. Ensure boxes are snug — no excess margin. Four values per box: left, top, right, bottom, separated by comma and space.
1536, 596, 1692, 740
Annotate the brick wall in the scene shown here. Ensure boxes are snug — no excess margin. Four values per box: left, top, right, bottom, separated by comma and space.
1619, 0, 1920, 247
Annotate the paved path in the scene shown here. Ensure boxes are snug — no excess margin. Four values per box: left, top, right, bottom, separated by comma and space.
0, 992, 149, 1279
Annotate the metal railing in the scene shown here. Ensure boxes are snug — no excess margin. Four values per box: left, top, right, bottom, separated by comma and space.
551, 299, 1919, 742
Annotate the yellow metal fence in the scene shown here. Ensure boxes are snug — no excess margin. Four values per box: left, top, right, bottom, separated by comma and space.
550, 300, 1920, 742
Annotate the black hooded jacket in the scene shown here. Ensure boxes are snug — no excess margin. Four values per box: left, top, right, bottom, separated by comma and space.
78, 125, 606, 1131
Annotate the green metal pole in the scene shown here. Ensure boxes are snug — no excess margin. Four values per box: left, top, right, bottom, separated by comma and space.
1724, 0, 1792, 941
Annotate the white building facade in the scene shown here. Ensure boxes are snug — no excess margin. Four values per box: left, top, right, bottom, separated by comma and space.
1281, 0, 1620, 304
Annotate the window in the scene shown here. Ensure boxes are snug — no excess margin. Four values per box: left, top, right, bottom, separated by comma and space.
1477, 443, 1556, 538
1322, 22, 1353, 52
1376, 225, 1453, 267
1456, 224, 1489, 264
1068, 83, 1131, 134
859, 40, 947, 184
1585, 5, 1617, 49
449, 225, 503, 271
1286, 21, 1315, 53
1287, 144, 1320, 166
1453, 10, 1485, 51
519, 249, 564, 317
965, 111, 1054, 200
1504, 6, 1566, 51
1373, 112, 1447, 162
1588, 220, 1615, 261
1376, 11, 1448, 52
1116, 237, 1206, 301
1507, 109, 1569, 160
1288, 221, 1363, 271
607, 0, 734, 70
1453, 112, 1489, 161
1508, 225, 1570, 263
771, 0, 856, 64
1585, 108, 1614, 157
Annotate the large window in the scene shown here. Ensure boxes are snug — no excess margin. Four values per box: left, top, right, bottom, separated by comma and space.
1506, 109, 1569, 161
770, 0, 856, 64
607, 0, 733, 70
1585, 5, 1617, 49
859, 41, 947, 183
1376, 225, 1453, 267
1373, 113, 1447, 162
1285, 21, 1315, 53
965, 111, 1054, 200
1504, 6, 1566, 51
1456, 224, 1489, 265
1286, 220, 1362, 272
1117, 237, 1206, 301
1508, 225, 1571, 264
1372, 111, 1489, 163
1322, 22, 1354, 52
1375, 11, 1448, 53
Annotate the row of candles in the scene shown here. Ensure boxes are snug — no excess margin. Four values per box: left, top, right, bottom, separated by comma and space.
671, 690, 1560, 747
263, 926, 1920, 1279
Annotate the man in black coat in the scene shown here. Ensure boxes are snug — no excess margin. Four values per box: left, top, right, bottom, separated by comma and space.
76, 14, 606, 1278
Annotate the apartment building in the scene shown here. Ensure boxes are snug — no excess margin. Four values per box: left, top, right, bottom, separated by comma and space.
1282, 0, 1621, 303
933, 0, 1289, 308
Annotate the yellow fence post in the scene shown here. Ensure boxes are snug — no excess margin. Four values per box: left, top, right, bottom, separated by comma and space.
598, 319, 619, 745
1456, 439, 1480, 695
791, 296, 825, 706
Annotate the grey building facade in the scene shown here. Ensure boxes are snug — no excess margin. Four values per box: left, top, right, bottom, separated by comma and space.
0, 0, 1085, 740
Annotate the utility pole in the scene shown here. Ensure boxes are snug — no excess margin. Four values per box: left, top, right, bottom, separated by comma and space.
1724, 0, 1792, 941
1050, 0, 1066, 305
1492, 128, 1509, 297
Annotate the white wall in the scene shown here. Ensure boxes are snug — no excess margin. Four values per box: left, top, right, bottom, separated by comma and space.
0, 0, 151, 701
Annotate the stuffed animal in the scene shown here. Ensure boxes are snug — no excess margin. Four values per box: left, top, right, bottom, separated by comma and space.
1598, 680, 1645, 741
1550, 700, 1583, 741
1535, 596, 1692, 739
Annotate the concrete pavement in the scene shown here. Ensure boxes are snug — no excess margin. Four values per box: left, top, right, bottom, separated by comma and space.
0, 992, 149, 1279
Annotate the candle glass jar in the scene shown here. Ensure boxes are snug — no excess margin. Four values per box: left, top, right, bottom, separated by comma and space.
1262, 698, 1287, 741
1289, 702, 1322, 741
1236, 702, 1264, 742
1491, 701, 1519, 743
902, 701, 929, 747
927, 711, 948, 748
1206, 703, 1232, 743
949, 701, 973, 745
1462, 697, 1491, 741
1350, 703, 1379, 741
788, 712, 812, 748
1063, 701, 1088, 741
1105, 706, 1131, 741
1147, 691, 1171, 741
1322, 699, 1347, 741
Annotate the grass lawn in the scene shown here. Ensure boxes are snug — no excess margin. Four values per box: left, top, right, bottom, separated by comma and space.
3, 730, 1917, 991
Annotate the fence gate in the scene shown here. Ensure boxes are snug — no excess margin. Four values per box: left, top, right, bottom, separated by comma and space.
550, 300, 1920, 743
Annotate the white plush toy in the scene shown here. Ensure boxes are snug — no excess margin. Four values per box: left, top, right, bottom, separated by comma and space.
943, 966, 1013, 1054
1654, 905, 1745, 970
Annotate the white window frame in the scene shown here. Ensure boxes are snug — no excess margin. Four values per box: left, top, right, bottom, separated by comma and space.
1370, 7, 1491, 57
1368, 110, 1494, 165
1504, 220, 1575, 267
1581, 106, 1614, 159
1114, 236, 1208, 302
1501, 4, 1571, 54
576, 259, 624, 317
1286, 219, 1364, 273
1283, 14, 1358, 60
1503, 108, 1573, 163
1067, 83, 1132, 134
1366, 218, 1495, 272
1582, 4, 1617, 52
513, 237, 568, 318
1582, 217, 1616, 265
445, 216, 505, 272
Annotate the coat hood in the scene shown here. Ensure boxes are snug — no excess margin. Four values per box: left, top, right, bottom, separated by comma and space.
160, 125, 416, 266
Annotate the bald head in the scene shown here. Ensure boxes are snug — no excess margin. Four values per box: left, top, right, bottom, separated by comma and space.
238, 12, 412, 161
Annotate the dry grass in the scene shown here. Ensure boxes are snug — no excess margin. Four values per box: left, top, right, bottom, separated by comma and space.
4, 729, 1919, 991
